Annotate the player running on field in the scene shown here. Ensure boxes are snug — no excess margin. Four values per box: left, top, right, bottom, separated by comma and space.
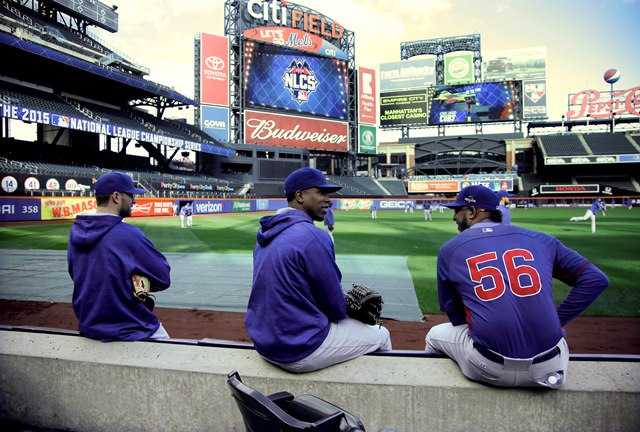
569, 197, 606, 233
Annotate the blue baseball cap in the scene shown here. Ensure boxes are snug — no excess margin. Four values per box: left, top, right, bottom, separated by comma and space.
284, 168, 342, 195
94, 172, 146, 195
445, 185, 499, 210
496, 190, 511, 199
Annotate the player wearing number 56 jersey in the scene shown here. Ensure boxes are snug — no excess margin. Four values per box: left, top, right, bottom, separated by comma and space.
425, 185, 609, 389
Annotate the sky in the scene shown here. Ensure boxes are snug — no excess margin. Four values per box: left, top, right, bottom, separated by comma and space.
42, 0, 640, 140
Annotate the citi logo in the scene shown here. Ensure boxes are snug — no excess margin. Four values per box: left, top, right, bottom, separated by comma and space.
205, 56, 226, 71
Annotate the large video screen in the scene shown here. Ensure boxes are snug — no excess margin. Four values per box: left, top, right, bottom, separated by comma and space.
244, 40, 349, 120
429, 81, 521, 125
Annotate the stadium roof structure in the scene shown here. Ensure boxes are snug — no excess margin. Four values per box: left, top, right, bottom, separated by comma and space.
1, 32, 195, 111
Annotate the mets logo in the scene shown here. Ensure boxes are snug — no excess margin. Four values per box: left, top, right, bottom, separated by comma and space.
283, 59, 319, 104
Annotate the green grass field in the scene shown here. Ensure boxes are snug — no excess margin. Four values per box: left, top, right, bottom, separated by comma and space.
1, 206, 638, 317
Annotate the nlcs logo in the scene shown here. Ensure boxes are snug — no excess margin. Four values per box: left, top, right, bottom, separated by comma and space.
282, 59, 319, 104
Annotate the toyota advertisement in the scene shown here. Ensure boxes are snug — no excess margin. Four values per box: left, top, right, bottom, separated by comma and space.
200, 32, 229, 106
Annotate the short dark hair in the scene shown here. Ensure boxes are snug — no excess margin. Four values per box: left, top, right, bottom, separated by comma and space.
95, 194, 111, 206
487, 209, 503, 223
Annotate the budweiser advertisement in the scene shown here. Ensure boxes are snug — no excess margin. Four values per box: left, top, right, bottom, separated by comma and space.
244, 110, 349, 152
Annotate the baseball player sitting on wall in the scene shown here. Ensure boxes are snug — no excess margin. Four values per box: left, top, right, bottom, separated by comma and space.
245, 167, 392, 373
67, 172, 172, 342
425, 185, 609, 389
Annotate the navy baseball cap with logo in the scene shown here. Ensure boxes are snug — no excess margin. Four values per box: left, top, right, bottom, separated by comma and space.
445, 185, 499, 210
94, 172, 146, 195
496, 190, 511, 199
284, 167, 342, 195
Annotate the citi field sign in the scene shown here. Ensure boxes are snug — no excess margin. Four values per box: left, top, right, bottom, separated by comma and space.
242, 0, 344, 43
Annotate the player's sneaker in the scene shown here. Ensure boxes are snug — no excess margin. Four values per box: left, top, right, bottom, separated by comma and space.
569, 217, 576, 221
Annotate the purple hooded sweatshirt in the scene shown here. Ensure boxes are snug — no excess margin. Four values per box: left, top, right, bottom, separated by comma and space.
68, 214, 171, 342
245, 208, 347, 363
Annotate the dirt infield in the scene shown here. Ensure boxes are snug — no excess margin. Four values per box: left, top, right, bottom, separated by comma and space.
1, 300, 639, 354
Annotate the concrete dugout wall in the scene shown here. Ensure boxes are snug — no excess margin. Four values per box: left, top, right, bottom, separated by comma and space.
1, 329, 639, 432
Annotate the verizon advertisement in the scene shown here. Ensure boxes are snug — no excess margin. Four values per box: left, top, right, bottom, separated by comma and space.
358, 67, 377, 125
200, 33, 229, 106
244, 110, 349, 152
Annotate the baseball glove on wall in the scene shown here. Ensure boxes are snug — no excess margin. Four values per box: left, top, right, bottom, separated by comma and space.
344, 283, 384, 325
132, 274, 155, 310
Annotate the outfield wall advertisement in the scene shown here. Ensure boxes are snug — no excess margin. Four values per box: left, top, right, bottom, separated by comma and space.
0, 197, 435, 222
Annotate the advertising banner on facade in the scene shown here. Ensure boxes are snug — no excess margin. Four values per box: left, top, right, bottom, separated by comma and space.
444, 53, 474, 85
379, 90, 429, 127
200, 32, 229, 107
358, 67, 377, 125
483, 47, 547, 81
379, 59, 435, 92
244, 110, 349, 151
358, 124, 377, 154
243, 27, 348, 59
566, 85, 640, 119
200, 105, 230, 142
523, 79, 547, 119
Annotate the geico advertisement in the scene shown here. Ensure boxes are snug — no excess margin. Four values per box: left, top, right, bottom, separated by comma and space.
41, 197, 97, 220
378, 200, 416, 209
131, 199, 175, 217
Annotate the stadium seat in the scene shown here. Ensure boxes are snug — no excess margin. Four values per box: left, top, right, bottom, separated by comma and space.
226, 370, 367, 432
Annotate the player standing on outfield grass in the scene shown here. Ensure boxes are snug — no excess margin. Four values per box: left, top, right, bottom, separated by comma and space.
496, 190, 511, 224
371, 203, 378, 219
67, 172, 172, 342
423, 201, 432, 221
180, 202, 193, 228
324, 200, 336, 243
569, 197, 606, 233
425, 185, 609, 389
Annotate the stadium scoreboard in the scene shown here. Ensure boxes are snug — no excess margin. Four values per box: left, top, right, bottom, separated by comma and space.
47, 0, 118, 32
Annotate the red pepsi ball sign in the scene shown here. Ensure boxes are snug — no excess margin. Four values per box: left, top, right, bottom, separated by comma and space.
603, 69, 620, 84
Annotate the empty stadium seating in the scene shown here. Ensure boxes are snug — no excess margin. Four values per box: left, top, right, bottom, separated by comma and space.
537, 134, 589, 156
582, 133, 640, 155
